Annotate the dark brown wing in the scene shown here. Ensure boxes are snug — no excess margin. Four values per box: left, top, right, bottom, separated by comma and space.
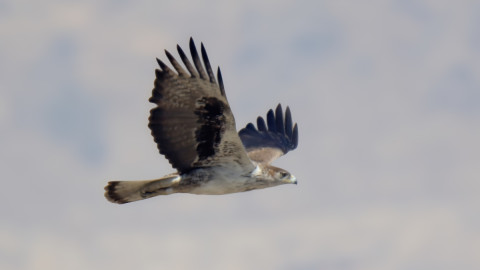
148, 38, 255, 174
238, 104, 298, 164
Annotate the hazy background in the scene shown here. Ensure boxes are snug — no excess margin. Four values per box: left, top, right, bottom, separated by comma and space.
1, 0, 479, 269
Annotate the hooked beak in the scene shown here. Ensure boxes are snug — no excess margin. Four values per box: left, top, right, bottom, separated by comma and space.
289, 175, 297, 185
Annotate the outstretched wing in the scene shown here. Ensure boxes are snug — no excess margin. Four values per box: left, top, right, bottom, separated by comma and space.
148, 38, 255, 174
238, 104, 298, 165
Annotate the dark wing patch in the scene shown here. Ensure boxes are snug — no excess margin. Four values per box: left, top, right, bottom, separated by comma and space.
238, 104, 298, 164
148, 38, 254, 174
194, 97, 226, 161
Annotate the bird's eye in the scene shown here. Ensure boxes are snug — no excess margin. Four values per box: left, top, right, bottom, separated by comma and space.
279, 171, 288, 179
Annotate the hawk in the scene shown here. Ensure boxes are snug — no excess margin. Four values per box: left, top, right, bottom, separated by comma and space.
105, 38, 298, 204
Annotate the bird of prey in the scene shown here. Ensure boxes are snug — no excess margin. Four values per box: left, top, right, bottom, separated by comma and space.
105, 38, 298, 204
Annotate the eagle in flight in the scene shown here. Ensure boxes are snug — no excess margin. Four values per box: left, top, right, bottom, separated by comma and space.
105, 38, 298, 204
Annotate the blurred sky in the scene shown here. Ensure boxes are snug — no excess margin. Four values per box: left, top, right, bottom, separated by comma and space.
1, 0, 479, 269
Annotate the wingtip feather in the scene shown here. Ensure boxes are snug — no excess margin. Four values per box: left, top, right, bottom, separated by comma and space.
165, 49, 187, 76
200, 42, 217, 84
176, 44, 197, 77
217, 67, 226, 96
266, 109, 276, 132
285, 106, 293, 138
156, 57, 166, 69
292, 123, 299, 149
275, 104, 284, 134
189, 38, 208, 79
257, 116, 267, 131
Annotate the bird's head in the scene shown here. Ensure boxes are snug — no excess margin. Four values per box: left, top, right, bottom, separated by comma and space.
251, 164, 297, 186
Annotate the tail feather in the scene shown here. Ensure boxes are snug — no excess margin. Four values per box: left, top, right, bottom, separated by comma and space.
104, 175, 180, 204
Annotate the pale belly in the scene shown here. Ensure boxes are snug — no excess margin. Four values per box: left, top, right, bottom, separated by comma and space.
187, 176, 254, 195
